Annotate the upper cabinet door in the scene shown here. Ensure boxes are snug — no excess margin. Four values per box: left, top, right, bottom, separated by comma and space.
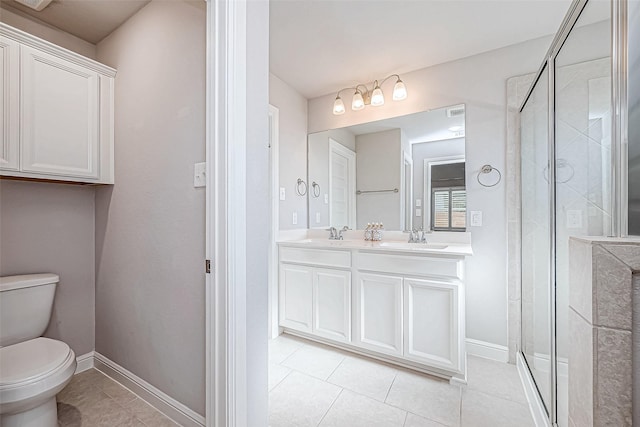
20, 45, 100, 179
0, 36, 19, 171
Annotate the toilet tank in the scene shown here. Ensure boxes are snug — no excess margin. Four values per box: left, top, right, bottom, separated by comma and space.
0, 274, 59, 347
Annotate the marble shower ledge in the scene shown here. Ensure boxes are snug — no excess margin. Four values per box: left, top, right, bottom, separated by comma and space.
568, 237, 639, 427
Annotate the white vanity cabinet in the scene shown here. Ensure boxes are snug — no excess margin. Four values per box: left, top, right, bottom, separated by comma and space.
278, 241, 468, 380
0, 24, 115, 184
279, 247, 352, 341
403, 277, 460, 371
355, 272, 403, 356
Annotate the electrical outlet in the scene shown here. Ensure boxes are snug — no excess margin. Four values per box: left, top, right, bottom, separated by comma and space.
416, 208, 422, 217
567, 210, 583, 229
279, 187, 286, 201
315, 212, 321, 224
471, 211, 483, 227
194, 162, 206, 187
324, 194, 329, 204
292, 212, 298, 225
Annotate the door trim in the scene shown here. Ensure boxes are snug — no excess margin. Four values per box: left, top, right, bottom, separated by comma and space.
328, 138, 356, 229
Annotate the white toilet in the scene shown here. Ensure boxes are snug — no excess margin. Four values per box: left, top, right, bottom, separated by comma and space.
0, 274, 77, 427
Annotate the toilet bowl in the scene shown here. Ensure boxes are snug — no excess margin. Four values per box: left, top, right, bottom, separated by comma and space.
0, 274, 77, 427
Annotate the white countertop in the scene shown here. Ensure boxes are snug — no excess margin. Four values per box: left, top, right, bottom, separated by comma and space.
277, 235, 473, 257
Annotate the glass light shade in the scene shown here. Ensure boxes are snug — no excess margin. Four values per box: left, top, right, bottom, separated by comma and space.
392, 79, 407, 101
370, 86, 384, 106
333, 96, 345, 115
352, 91, 365, 110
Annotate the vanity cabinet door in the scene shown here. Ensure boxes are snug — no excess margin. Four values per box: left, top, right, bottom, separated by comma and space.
403, 278, 460, 372
313, 268, 351, 343
0, 36, 19, 171
355, 272, 403, 356
20, 46, 100, 179
279, 263, 313, 332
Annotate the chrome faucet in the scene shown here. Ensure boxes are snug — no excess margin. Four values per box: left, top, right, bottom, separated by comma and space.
327, 227, 338, 240
338, 226, 351, 240
408, 229, 417, 243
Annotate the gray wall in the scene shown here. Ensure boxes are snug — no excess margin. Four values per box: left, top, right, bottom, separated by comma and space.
94, 0, 206, 415
269, 73, 309, 230
411, 138, 465, 228
0, 181, 96, 356
355, 129, 402, 229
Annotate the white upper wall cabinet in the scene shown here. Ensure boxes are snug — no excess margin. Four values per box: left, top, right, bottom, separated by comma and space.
0, 36, 19, 171
0, 23, 115, 184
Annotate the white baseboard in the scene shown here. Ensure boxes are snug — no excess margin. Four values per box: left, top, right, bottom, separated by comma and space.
75, 351, 95, 374
466, 338, 509, 363
517, 352, 551, 427
73, 352, 205, 427
532, 352, 569, 377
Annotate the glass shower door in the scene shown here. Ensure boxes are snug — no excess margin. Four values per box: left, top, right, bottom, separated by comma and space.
554, 3, 612, 425
520, 66, 552, 414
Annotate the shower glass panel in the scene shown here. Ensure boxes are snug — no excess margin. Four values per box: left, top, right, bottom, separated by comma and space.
554, 2, 612, 425
520, 65, 551, 413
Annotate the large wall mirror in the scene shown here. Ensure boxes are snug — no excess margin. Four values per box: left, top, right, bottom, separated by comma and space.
307, 104, 466, 232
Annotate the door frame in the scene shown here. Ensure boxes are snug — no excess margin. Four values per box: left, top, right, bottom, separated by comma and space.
205, 0, 250, 426
268, 105, 281, 339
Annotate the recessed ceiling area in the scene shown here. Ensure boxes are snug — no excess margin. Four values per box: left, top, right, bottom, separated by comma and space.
270, 0, 573, 99
1, 0, 150, 44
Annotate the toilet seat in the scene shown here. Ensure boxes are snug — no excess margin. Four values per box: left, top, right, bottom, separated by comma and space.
0, 337, 76, 415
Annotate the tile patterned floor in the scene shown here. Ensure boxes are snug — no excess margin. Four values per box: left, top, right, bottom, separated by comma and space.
57, 368, 178, 427
269, 334, 535, 427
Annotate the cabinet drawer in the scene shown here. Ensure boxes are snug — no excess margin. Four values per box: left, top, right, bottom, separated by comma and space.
356, 252, 462, 280
279, 246, 351, 268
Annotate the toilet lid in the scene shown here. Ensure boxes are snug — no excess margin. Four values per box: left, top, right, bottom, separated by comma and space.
0, 337, 72, 385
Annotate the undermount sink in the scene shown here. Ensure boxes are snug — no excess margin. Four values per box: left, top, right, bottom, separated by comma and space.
379, 242, 449, 250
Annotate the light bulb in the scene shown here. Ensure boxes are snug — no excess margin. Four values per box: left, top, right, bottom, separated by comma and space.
352, 91, 365, 110
333, 96, 345, 115
392, 79, 407, 101
371, 85, 384, 106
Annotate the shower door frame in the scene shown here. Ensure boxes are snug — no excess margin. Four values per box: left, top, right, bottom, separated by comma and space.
517, 0, 629, 425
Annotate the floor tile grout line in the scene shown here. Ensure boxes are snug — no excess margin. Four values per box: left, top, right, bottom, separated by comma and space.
325, 355, 347, 381
383, 372, 398, 403
268, 368, 293, 393
275, 342, 306, 365
402, 411, 409, 427
316, 388, 344, 427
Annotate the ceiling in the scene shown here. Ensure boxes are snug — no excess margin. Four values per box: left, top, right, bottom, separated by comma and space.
270, 0, 573, 99
1, 0, 150, 44
344, 104, 465, 144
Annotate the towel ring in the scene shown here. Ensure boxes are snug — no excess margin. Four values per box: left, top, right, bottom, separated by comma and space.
543, 159, 575, 184
311, 181, 321, 198
296, 178, 308, 196
477, 164, 502, 187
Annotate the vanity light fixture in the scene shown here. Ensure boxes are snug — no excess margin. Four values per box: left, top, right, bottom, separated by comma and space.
332, 74, 407, 115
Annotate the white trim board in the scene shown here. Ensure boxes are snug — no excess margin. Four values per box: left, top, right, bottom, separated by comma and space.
93, 352, 205, 427
74, 351, 95, 374
517, 352, 551, 427
465, 338, 509, 363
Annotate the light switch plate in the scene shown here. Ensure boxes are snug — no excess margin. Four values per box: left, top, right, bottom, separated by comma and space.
292, 212, 298, 225
324, 194, 329, 204
416, 199, 422, 207
194, 162, 206, 187
471, 211, 483, 227
279, 187, 286, 201
416, 208, 422, 217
